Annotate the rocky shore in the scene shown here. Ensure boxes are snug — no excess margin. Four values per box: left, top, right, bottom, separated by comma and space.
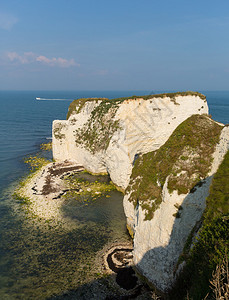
14, 159, 158, 299
14, 160, 84, 228
51, 93, 229, 296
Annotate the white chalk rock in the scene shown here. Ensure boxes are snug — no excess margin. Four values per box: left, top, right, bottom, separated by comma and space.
53, 94, 208, 190
123, 126, 229, 292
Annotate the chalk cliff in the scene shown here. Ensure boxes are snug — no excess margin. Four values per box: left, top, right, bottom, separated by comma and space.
52, 92, 229, 292
53, 92, 208, 190
124, 115, 229, 292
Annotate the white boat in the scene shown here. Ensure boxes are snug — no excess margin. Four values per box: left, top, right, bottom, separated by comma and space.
36, 97, 41, 100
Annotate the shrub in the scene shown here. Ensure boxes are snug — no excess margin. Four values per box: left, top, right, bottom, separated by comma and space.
170, 150, 229, 299
126, 115, 222, 220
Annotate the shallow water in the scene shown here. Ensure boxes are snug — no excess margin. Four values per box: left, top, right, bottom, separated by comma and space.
0, 90, 229, 299
0, 172, 129, 299
0, 90, 145, 299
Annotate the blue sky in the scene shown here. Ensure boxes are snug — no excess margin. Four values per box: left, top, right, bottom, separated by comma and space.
0, 0, 229, 91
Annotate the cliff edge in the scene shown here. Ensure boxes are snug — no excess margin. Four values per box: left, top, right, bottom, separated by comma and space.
52, 92, 229, 294
53, 92, 208, 190
124, 114, 229, 292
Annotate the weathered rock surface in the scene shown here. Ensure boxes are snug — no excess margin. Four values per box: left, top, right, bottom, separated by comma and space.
124, 123, 229, 292
52, 92, 229, 293
53, 93, 208, 190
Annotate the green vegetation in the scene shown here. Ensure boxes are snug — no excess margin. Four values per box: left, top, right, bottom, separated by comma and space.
24, 155, 50, 172
13, 192, 32, 206
66, 98, 108, 119
74, 98, 123, 153
66, 91, 206, 120
53, 124, 66, 140
173, 203, 183, 218
67, 92, 205, 154
13, 155, 50, 207
205, 150, 229, 221
40, 141, 52, 151
170, 150, 229, 300
63, 173, 116, 202
126, 115, 222, 220
109, 91, 205, 103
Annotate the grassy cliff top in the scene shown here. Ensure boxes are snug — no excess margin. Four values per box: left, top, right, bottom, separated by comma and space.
66, 97, 108, 119
66, 91, 206, 120
204, 149, 229, 220
171, 149, 229, 299
126, 114, 223, 220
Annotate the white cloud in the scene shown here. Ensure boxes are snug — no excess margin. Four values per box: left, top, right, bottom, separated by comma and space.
36, 55, 77, 67
0, 12, 18, 30
7, 52, 35, 64
6, 52, 79, 68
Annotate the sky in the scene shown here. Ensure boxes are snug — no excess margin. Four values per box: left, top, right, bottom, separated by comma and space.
0, 0, 229, 91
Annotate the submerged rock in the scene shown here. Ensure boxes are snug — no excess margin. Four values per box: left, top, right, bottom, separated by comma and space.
124, 115, 229, 292
52, 92, 229, 293
52, 92, 208, 190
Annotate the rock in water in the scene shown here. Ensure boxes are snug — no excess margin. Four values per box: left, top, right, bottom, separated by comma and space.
52, 92, 229, 292
52, 92, 208, 190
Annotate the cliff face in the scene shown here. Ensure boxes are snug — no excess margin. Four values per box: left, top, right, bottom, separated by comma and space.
53, 93, 208, 190
52, 92, 229, 292
124, 115, 229, 292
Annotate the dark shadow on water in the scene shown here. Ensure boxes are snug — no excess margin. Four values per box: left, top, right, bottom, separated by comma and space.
47, 239, 152, 299
116, 267, 138, 290
47, 275, 151, 300
47, 177, 212, 300
2, 171, 212, 299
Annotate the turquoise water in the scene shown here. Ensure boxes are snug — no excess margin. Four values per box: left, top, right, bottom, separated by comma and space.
0, 90, 228, 299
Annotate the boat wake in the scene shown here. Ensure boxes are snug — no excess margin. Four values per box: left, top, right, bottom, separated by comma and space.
36, 97, 73, 101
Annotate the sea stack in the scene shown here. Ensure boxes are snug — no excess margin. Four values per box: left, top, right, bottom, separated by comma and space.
52, 92, 229, 292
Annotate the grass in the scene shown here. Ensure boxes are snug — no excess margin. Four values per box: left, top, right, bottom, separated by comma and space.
204, 150, 229, 221
67, 91, 206, 154
66, 98, 108, 119
109, 91, 206, 102
53, 124, 66, 140
73, 98, 123, 153
169, 150, 229, 300
66, 91, 206, 120
126, 114, 222, 220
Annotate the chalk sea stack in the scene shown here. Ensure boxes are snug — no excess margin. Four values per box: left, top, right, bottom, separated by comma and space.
52, 92, 229, 294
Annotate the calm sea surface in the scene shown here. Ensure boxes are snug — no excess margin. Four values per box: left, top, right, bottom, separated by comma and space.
0, 90, 228, 299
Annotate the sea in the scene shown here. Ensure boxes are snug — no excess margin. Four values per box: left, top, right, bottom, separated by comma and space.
0, 90, 228, 299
